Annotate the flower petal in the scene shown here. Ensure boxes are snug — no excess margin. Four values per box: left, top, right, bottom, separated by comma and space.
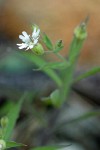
17, 43, 28, 49
25, 47, 30, 51
19, 35, 26, 42
32, 27, 40, 39
22, 31, 29, 37
34, 39, 38, 45
32, 27, 36, 37
29, 44, 34, 49
36, 29, 40, 37
22, 31, 30, 42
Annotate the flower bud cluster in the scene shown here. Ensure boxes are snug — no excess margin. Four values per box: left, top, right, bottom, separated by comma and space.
74, 22, 87, 40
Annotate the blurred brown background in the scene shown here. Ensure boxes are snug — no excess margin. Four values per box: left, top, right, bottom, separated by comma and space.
0, 0, 100, 66
0, 1, 100, 150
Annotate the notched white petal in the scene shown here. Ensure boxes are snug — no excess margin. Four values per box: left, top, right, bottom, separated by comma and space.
19, 35, 25, 42
22, 31, 29, 37
17, 43, 28, 49
21, 31, 30, 42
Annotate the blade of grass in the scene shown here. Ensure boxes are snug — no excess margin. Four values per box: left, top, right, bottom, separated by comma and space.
74, 67, 100, 83
6, 141, 26, 148
57, 110, 100, 129
31, 144, 71, 150
0, 101, 14, 116
3, 92, 28, 141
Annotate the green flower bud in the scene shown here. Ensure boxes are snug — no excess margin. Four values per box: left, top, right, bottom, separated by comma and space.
74, 22, 87, 40
0, 140, 6, 150
1, 116, 9, 128
54, 40, 64, 53
56, 40, 63, 47
32, 43, 44, 55
0, 129, 3, 138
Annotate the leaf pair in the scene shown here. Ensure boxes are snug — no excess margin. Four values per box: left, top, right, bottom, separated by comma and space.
42, 34, 63, 53
1, 93, 28, 149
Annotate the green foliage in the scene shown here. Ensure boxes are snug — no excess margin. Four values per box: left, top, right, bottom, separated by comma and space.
22, 19, 100, 107
58, 110, 100, 128
0, 102, 14, 118
31, 145, 70, 150
3, 93, 27, 141
1, 17, 100, 150
42, 33, 53, 50
34, 62, 67, 70
6, 141, 26, 148
55, 21, 89, 106
50, 89, 60, 107
23, 52, 62, 87
74, 67, 100, 82
31, 146, 58, 150
0, 93, 27, 149
54, 40, 64, 53
42, 89, 60, 107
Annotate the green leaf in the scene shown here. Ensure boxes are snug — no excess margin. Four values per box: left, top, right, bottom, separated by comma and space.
41, 97, 52, 105
58, 110, 100, 128
68, 36, 84, 63
42, 89, 60, 107
74, 67, 100, 83
42, 33, 53, 50
31, 145, 70, 150
22, 52, 62, 87
31, 145, 66, 150
44, 62, 67, 70
0, 101, 14, 116
70, 110, 100, 123
54, 45, 64, 53
50, 89, 60, 107
6, 141, 26, 148
31, 146, 57, 150
35, 62, 67, 70
3, 92, 28, 141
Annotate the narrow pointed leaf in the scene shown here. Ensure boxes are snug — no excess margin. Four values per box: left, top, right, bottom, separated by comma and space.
74, 67, 100, 83
3, 93, 27, 141
42, 33, 53, 50
6, 141, 26, 148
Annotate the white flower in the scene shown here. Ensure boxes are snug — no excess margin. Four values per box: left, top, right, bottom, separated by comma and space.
17, 27, 40, 50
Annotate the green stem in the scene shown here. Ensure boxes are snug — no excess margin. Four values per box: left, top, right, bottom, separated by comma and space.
56, 53, 66, 62
58, 37, 86, 106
